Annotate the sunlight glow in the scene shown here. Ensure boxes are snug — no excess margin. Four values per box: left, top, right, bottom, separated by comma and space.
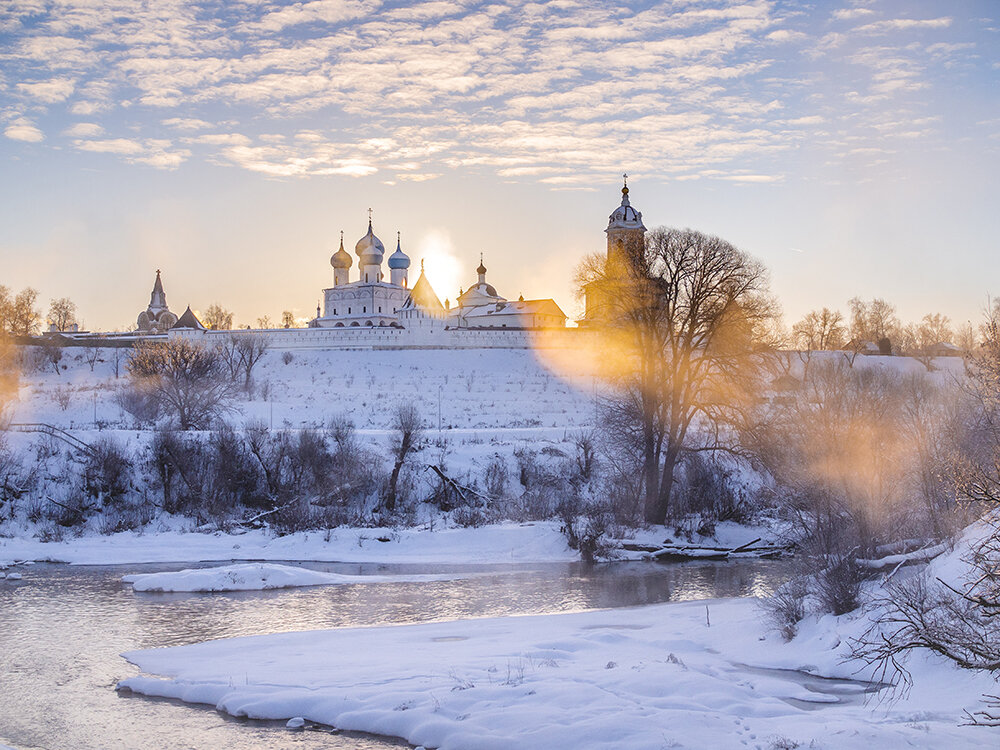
417, 230, 463, 306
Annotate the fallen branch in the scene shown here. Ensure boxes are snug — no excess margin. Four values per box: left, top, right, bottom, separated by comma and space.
240, 500, 297, 528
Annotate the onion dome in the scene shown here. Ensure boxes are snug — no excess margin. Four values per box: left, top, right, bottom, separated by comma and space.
607, 174, 646, 231
355, 219, 385, 263
476, 259, 487, 275
330, 231, 353, 269
388, 231, 410, 269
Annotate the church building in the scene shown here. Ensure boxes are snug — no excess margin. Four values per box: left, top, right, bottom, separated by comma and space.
312, 215, 568, 330
314, 218, 412, 328
136, 270, 178, 333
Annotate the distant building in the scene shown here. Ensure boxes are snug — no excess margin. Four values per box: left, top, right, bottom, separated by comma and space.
578, 176, 647, 327
136, 270, 178, 333
447, 257, 566, 329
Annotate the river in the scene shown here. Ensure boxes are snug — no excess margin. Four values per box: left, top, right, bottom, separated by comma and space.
0, 558, 792, 749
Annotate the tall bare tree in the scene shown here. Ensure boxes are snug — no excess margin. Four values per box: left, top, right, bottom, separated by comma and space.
126, 339, 235, 430
578, 227, 778, 525
47, 297, 78, 331
386, 403, 423, 512
848, 296, 900, 351
792, 308, 845, 350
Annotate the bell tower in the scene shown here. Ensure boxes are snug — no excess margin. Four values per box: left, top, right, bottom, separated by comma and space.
605, 173, 646, 265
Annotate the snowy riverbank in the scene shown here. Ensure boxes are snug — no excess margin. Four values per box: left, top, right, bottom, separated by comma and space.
0, 519, 785, 567
0, 521, 579, 566
119, 598, 996, 750
116, 526, 1000, 749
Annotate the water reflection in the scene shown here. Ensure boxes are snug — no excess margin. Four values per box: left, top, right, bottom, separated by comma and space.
0, 558, 791, 749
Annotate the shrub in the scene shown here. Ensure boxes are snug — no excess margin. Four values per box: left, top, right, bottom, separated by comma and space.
815, 553, 864, 615
760, 576, 809, 641
82, 437, 133, 508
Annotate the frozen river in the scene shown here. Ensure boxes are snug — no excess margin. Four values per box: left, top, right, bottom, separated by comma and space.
0, 557, 792, 749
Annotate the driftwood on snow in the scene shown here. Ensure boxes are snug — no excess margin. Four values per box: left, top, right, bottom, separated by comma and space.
620, 537, 795, 561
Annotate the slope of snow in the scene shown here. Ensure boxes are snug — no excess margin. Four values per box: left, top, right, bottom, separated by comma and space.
122, 562, 484, 592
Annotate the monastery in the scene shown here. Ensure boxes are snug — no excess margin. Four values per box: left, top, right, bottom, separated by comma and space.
131, 181, 643, 350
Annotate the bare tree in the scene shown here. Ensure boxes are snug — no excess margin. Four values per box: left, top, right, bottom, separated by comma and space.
792, 307, 845, 351
47, 297, 78, 332
126, 339, 236, 430
202, 304, 234, 331
0, 287, 40, 337
256, 315, 273, 329
39, 338, 62, 375
281, 311, 295, 329
848, 296, 900, 352
578, 227, 778, 525
386, 403, 423, 512
110, 345, 125, 379
234, 333, 268, 390
956, 321, 977, 353
83, 343, 100, 372
920, 312, 953, 345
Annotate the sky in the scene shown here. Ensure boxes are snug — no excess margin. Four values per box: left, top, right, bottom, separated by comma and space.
0, 0, 998, 332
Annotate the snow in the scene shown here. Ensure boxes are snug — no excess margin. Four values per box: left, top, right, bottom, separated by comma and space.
122, 562, 488, 592
119, 594, 997, 750
0, 521, 577, 566
117, 521, 1000, 749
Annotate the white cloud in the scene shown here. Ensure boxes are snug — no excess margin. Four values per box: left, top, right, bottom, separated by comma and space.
0, 0, 978, 183
16, 77, 75, 103
74, 138, 145, 155
831, 8, 875, 22
857, 17, 953, 35
63, 122, 103, 137
162, 117, 213, 130
4, 119, 44, 142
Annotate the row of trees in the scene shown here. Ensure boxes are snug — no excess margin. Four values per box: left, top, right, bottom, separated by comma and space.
2, 287, 306, 337
199, 305, 300, 330
1, 286, 84, 335
791, 297, 980, 357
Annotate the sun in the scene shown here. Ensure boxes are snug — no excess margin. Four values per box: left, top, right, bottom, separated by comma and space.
415, 230, 464, 305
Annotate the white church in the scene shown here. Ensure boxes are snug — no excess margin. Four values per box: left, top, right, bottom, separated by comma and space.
309, 213, 567, 331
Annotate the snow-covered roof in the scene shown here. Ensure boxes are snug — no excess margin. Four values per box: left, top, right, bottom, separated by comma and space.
172, 306, 205, 330
402, 269, 444, 310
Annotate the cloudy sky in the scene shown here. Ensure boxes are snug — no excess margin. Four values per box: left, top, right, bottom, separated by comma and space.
1, 0, 998, 331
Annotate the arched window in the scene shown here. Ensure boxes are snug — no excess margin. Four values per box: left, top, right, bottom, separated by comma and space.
350, 321, 359, 327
